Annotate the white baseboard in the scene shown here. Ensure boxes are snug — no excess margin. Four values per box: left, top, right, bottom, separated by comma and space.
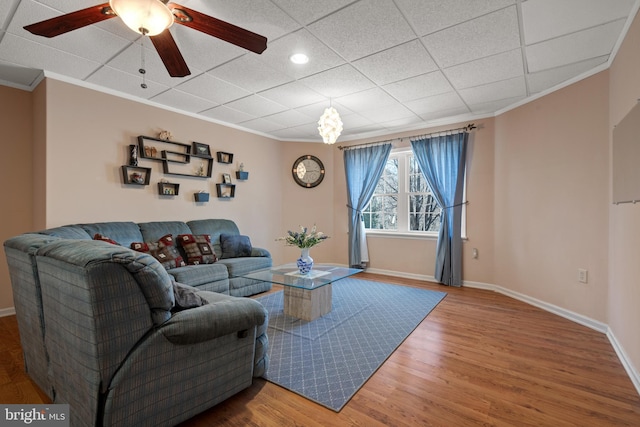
364, 267, 640, 396
607, 328, 640, 395
0, 307, 16, 317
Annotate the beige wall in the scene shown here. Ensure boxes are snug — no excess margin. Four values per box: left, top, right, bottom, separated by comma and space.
41, 80, 284, 261
493, 71, 610, 322
609, 8, 640, 378
0, 86, 34, 311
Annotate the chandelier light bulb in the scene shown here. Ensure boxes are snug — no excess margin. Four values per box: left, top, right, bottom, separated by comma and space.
110, 0, 174, 36
317, 107, 343, 144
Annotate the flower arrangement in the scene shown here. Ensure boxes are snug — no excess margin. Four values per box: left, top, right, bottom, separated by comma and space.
277, 225, 329, 249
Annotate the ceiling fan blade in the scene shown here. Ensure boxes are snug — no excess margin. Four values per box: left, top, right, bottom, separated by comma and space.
167, 3, 267, 54
150, 31, 191, 78
24, 3, 115, 38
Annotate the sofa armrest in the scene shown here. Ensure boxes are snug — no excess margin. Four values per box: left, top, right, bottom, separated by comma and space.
160, 295, 266, 344
251, 247, 271, 258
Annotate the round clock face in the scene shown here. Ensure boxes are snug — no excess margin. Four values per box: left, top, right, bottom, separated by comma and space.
292, 155, 325, 188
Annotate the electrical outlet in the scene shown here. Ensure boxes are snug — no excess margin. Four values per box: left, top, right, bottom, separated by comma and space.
578, 268, 588, 283
472, 248, 478, 259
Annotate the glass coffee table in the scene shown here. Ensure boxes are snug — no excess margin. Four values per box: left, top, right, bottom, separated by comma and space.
237, 263, 362, 321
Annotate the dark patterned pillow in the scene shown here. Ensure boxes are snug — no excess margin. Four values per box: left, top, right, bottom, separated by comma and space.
131, 234, 185, 270
93, 233, 119, 245
220, 234, 252, 259
177, 234, 217, 265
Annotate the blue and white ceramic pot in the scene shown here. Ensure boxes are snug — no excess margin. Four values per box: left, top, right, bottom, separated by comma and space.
297, 248, 314, 274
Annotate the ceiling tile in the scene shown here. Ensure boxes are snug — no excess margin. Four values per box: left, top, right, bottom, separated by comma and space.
0, 33, 100, 80
458, 76, 526, 105
0, 61, 41, 88
468, 95, 526, 115
9, 0, 131, 63
176, 72, 251, 104
396, 0, 515, 36
257, 29, 345, 80
299, 64, 375, 98
526, 19, 625, 73
199, 105, 256, 124
308, 0, 416, 61
259, 81, 325, 109
335, 87, 402, 112
183, 0, 300, 40
238, 117, 283, 133
383, 71, 453, 102
208, 54, 294, 93
352, 39, 438, 85
357, 102, 416, 123
263, 109, 317, 128
423, 6, 520, 68
0, 0, 19, 29
445, 48, 524, 90
225, 94, 288, 117
405, 92, 467, 116
527, 56, 608, 94
169, 25, 246, 73
150, 89, 218, 113
270, 0, 355, 25
522, 0, 636, 44
85, 66, 168, 100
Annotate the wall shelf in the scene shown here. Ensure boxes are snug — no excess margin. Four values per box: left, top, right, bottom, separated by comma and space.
121, 165, 151, 185
216, 183, 235, 199
216, 151, 234, 164
158, 182, 180, 196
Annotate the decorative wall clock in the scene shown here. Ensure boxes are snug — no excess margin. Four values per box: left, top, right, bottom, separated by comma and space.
292, 155, 325, 188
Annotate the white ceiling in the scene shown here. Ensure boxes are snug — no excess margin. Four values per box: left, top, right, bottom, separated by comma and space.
0, 0, 638, 142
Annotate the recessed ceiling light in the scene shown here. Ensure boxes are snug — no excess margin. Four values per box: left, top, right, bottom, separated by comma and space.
289, 53, 309, 64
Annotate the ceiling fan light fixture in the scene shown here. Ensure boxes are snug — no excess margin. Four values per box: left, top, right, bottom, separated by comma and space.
317, 106, 343, 144
109, 0, 174, 36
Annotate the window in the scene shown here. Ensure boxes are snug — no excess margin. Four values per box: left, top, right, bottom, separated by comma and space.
363, 151, 442, 235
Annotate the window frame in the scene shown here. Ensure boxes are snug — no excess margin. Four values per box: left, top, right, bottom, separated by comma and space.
363, 148, 466, 239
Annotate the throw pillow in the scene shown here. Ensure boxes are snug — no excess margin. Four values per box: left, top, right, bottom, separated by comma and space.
220, 234, 252, 259
131, 234, 186, 270
171, 281, 208, 312
177, 234, 217, 265
93, 233, 119, 245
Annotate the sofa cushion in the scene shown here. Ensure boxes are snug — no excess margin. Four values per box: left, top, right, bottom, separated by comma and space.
38, 225, 91, 240
217, 256, 272, 276
168, 263, 228, 287
81, 222, 143, 248
138, 221, 192, 244
220, 234, 252, 259
177, 234, 217, 265
131, 234, 185, 270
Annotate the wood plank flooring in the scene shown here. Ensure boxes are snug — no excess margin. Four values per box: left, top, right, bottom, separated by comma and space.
1, 273, 639, 426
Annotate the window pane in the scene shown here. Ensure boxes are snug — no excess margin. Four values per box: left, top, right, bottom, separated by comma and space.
409, 194, 441, 231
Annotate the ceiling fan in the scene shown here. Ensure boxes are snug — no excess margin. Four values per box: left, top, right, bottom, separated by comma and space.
24, 0, 268, 78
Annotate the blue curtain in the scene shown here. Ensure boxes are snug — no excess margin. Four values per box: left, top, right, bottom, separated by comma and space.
411, 132, 468, 286
343, 143, 392, 268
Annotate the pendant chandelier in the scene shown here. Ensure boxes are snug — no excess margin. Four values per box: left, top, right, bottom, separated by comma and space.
317, 105, 343, 144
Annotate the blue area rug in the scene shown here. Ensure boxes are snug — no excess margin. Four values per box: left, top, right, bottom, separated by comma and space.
256, 278, 446, 411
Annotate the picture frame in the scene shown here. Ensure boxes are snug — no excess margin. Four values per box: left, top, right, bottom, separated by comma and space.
193, 142, 211, 157
222, 173, 232, 184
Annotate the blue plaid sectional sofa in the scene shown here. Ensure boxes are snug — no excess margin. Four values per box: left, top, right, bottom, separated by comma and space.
3, 219, 272, 426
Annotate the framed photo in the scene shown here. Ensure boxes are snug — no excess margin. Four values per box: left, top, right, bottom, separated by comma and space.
193, 142, 211, 157
222, 173, 232, 184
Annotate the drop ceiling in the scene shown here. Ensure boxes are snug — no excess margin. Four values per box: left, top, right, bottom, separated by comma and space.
0, 0, 637, 142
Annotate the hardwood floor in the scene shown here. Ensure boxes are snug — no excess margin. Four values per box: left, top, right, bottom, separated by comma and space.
2, 273, 639, 426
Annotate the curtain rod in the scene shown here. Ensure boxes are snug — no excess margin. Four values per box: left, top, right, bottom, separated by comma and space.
338, 123, 477, 151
